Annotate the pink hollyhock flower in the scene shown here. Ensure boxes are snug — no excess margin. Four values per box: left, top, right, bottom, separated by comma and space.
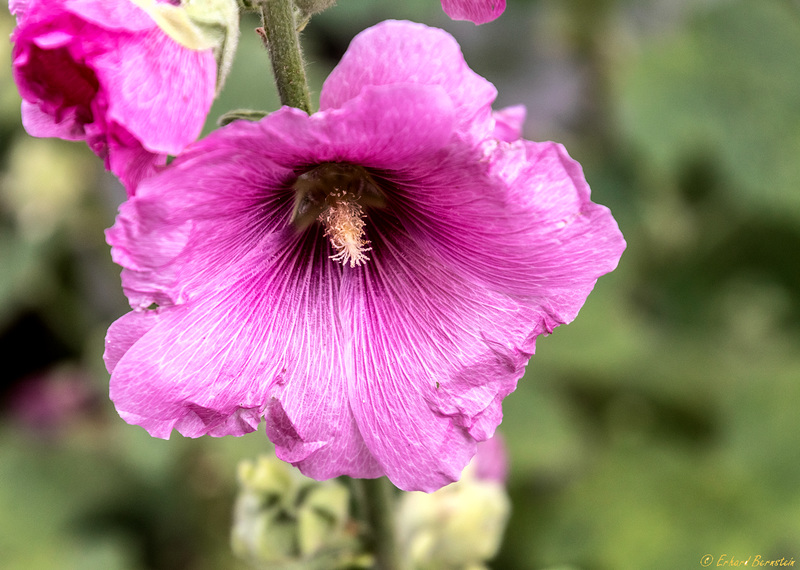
9, 0, 217, 194
104, 20, 625, 492
441, 0, 505, 24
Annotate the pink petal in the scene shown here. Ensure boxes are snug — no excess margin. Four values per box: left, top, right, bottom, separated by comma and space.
105, 309, 163, 373
9, 0, 27, 16
107, 120, 297, 308
105, 134, 167, 199
259, 237, 383, 479
339, 212, 551, 491
107, 85, 456, 308
102, 20, 626, 493
493, 104, 526, 142
63, 0, 155, 32
474, 433, 509, 483
108, 229, 382, 479
259, 85, 456, 171
441, 0, 506, 24
14, 39, 99, 136
20, 100, 85, 140
108, 268, 276, 439
391, 139, 625, 316
92, 28, 216, 155
320, 20, 496, 141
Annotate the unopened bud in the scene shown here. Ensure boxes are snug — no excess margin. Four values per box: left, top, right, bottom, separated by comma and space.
397, 436, 511, 569
231, 456, 361, 568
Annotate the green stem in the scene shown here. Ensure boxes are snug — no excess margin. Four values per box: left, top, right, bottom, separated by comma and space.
357, 477, 402, 570
259, 0, 312, 113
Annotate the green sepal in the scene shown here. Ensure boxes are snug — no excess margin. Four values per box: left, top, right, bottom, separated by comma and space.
131, 0, 240, 92
217, 109, 270, 126
294, 0, 336, 18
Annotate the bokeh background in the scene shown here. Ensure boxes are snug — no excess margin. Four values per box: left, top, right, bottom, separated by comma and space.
2, 0, 799, 568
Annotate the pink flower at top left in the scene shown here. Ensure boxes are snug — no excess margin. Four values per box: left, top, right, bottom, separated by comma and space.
8, 0, 217, 195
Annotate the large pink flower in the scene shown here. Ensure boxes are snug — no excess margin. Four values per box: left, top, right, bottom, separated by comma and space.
104, 20, 625, 492
9, 0, 217, 194
441, 0, 505, 24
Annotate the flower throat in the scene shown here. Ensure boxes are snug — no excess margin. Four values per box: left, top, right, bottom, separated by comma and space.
291, 163, 385, 267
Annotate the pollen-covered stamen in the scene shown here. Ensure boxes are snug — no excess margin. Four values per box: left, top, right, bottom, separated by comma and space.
319, 191, 371, 267
292, 162, 385, 268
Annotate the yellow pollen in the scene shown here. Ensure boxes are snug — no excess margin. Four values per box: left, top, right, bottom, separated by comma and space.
318, 191, 371, 267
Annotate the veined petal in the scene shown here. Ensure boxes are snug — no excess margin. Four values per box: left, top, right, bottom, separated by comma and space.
94, 27, 216, 155
389, 139, 625, 322
255, 226, 382, 480
106, 121, 295, 308
105, 131, 167, 196
495, 141, 626, 303
108, 234, 324, 438
340, 210, 550, 491
108, 287, 268, 438
107, 85, 455, 308
105, 309, 161, 374
64, 0, 156, 32
441, 0, 506, 25
108, 224, 383, 477
258, 84, 456, 171
266, 395, 383, 481
320, 21, 495, 141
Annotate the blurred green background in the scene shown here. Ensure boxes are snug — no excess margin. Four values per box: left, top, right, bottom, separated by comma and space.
2, 0, 799, 568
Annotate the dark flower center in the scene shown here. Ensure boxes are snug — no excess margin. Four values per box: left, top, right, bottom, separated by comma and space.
292, 163, 386, 267
28, 45, 99, 126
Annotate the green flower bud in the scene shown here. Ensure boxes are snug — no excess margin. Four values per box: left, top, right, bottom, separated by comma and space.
396, 461, 511, 569
294, 0, 337, 18
297, 482, 350, 556
230, 456, 362, 569
131, 0, 240, 92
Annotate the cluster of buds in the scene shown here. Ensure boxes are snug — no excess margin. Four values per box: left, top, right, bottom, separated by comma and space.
232, 437, 511, 569
231, 456, 368, 569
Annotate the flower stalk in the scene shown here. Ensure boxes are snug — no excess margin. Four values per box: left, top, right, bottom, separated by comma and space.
357, 477, 403, 570
258, 0, 312, 113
